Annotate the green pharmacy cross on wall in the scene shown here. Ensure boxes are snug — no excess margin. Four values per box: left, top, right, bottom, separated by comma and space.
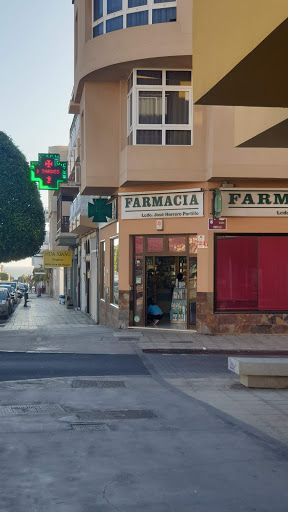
30, 154, 68, 190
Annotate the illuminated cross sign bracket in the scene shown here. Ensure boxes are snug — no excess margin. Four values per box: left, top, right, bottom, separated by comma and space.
30, 153, 68, 190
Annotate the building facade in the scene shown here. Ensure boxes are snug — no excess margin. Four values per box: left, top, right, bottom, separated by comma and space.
68, 0, 288, 334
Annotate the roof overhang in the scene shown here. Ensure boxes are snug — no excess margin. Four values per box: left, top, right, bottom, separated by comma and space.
193, 0, 288, 107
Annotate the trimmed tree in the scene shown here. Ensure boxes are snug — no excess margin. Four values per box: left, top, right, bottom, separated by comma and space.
0, 132, 45, 262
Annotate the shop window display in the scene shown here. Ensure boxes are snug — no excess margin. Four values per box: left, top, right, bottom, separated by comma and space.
100, 241, 105, 299
133, 234, 197, 328
168, 237, 186, 253
111, 237, 119, 305
170, 271, 187, 324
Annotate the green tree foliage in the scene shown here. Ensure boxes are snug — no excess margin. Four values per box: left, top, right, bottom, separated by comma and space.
19, 274, 29, 283
0, 272, 9, 281
0, 132, 45, 262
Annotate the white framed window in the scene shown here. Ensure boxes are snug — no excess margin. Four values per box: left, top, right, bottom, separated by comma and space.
127, 69, 193, 146
92, 0, 176, 38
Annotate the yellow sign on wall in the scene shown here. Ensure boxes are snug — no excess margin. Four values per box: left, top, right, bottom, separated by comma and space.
43, 251, 72, 268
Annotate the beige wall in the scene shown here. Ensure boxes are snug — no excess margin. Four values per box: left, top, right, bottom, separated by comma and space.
193, 0, 288, 103
80, 82, 120, 194
80, 82, 288, 190
234, 107, 288, 147
209, 107, 288, 180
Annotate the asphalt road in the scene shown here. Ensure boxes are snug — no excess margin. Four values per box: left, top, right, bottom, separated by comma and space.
0, 353, 149, 381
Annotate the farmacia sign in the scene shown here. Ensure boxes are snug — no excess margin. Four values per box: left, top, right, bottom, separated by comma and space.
121, 189, 204, 219
222, 189, 288, 217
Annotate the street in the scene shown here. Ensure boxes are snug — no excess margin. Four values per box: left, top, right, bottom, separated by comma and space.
0, 296, 288, 511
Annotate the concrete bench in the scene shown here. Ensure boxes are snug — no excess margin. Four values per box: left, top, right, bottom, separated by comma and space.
228, 357, 288, 388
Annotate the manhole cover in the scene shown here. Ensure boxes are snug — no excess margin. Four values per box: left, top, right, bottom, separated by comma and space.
72, 380, 126, 388
71, 423, 110, 431
117, 337, 139, 342
77, 410, 157, 421
0, 404, 65, 416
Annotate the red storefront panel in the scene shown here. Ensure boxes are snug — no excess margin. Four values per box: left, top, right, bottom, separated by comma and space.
258, 236, 288, 310
216, 236, 258, 310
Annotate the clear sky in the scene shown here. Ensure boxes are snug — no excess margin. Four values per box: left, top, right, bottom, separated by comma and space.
0, 0, 74, 267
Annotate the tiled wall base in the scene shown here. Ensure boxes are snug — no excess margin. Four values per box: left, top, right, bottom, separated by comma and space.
196, 292, 288, 335
99, 290, 130, 329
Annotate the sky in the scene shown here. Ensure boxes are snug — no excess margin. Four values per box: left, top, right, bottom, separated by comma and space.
0, 0, 74, 268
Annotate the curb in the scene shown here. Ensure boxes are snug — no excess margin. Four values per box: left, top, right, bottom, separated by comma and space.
142, 348, 288, 355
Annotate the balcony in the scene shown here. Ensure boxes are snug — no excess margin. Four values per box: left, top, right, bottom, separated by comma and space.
56, 197, 78, 247
68, 115, 80, 156
57, 216, 70, 235
70, 195, 98, 235
69, 88, 80, 115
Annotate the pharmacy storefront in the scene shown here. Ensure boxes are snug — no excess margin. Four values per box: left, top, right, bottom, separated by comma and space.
99, 185, 288, 334
209, 188, 288, 334
119, 189, 204, 330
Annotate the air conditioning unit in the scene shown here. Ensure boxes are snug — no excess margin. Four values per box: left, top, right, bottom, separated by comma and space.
75, 163, 81, 185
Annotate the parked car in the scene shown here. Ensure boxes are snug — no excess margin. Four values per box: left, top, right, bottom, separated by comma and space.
0, 282, 17, 299
18, 283, 28, 293
0, 284, 17, 305
0, 289, 13, 319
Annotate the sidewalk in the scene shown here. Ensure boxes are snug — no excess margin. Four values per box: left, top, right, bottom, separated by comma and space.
119, 329, 288, 354
3, 295, 288, 354
3, 294, 96, 330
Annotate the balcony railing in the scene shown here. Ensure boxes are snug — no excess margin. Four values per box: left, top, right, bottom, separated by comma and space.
57, 216, 70, 235
68, 114, 80, 156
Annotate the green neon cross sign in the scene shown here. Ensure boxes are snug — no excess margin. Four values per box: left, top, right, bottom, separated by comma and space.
30, 154, 68, 190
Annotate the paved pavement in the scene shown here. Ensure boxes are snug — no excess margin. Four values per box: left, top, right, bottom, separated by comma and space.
143, 353, 288, 447
1, 294, 288, 451
1, 372, 288, 511
3, 294, 96, 330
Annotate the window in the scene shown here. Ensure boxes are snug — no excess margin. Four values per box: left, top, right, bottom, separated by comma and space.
107, 0, 122, 14
93, 0, 103, 20
100, 241, 105, 299
93, 23, 103, 37
216, 235, 288, 312
146, 237, 163, 252
92, 0, 176, 37
168, 237, 186, 253
127, 69, 192, 146
106, 15, 123, 32
152, 6, 176, 23
134, 236, 144, 254
111, 237, 119, 305
127, 10, 148, 27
